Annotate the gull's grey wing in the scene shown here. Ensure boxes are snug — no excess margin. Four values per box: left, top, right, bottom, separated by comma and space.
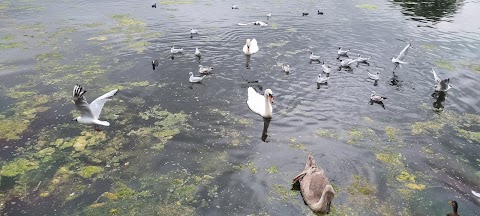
396, 43, 411, 61
73, 85, 94, 118
432, 68, 442, 83
89, 89, 119, 119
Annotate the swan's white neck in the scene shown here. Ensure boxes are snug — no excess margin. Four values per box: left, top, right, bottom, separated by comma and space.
264, 93, 272, 118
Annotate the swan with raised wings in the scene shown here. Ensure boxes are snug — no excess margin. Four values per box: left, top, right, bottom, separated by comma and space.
243, 39, 259, 55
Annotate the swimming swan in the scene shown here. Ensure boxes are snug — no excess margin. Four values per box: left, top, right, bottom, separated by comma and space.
243, 39, 259, 55
247, 87, 273, 119
293, 154, 335, 214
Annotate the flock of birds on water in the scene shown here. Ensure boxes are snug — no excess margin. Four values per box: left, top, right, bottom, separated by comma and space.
60, 3, 476, 215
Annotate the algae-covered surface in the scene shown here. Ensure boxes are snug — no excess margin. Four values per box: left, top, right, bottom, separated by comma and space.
0, 0, 479, 215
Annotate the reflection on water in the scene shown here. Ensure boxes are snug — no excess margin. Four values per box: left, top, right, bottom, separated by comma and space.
261, 118, 271, 142
432, 91, 447, 111
392, 0, 465, 22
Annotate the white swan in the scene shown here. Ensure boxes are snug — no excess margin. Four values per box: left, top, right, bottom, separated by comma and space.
432, 68, 452, 92
189, 72, 206, 83
171, 46, 183, 54
195, 47, 201, 57
310, 52, 321, 61
392, 43, 411, 68
247, 87, 273, 119
243, 39, 259, 55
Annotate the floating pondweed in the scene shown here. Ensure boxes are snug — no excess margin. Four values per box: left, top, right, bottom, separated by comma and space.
355, 4, 378, 9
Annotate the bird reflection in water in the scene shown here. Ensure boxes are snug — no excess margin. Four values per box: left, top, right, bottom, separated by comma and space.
245, 55, 251, 69
261, 118, 271, 142
432, 91, 446, 112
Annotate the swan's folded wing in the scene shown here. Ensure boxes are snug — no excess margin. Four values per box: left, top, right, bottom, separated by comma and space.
250, 39, 259, 54
243, 44, 249, 54
90, 89, 119, 119
247, 87, 265, 115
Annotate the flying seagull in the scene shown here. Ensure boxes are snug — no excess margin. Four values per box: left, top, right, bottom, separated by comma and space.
72, 85, 119, 131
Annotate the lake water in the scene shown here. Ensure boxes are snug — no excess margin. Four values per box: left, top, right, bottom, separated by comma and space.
0, 0, 479, 215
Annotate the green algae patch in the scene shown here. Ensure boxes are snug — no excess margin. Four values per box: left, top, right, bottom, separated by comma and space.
88, 36, 108, 41
0, 42, 23, 49
266, 165, 279, 174
3, 35, 15, 41
434, 59, 455, 71
127, 41, 150, 54
267, 41, 287, 48
356, 4, 378, 9
289, 143, 307, 150
78, 166, 104, 179
411, 111, 480, 143
100, 81, 150, 92
70, 131, 108, 151
385, 126, 399, 141
110, 14, 146, 34
347, 175, 376, 196
466, 63, 480, 72
129, 105, 190, 150
420, 44, 436, 50
1, 158, 39, 177
82, 22, 104, 28
0, 118, 29, 140
376, 152, 403, 166
233, 162, 257, 175
271, 184, 297, 201
315, 129, 339, 140
347, 128, 363, 144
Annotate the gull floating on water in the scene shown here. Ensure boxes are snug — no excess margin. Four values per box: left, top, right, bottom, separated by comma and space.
195, 47, 201, 57
281, 62, 290, 73
368, 72, 380, 81
392, 43, 411, 69
310, 52, 321, 61
198, 65, 213, 74
152, 3, 156, 8
190, 28, 199, 34
432, 68, 452, 92
267, 13, 272, 19
318, 10, 323, 15
171, 46, 183, 54
338, 47, 350, 56
72, 85, 118, 131
302, 12, 309, 16
322, 61, 331, 75
243, 38, 259, 55
357, 54, 370, 64
370, 91, 387, 109
189, 72, 206, 83
232, 4, 239, 9
238, 21, 268, 27
317, 74, 330, 84
340, 58, 358, 67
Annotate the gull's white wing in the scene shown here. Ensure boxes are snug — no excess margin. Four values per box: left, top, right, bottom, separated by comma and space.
432, 68, 441, 83
89, 89, 119, 119
73, 85, 94, 118
472, 190, 480, 198
396, 43, 411, 61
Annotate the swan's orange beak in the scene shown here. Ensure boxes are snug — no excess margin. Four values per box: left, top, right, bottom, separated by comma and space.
269, 95, 274, 104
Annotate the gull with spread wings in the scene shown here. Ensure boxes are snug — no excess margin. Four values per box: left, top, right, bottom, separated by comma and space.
72, 85, 119, 131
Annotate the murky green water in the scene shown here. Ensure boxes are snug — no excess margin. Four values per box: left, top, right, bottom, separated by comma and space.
1, 0, 479, 215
